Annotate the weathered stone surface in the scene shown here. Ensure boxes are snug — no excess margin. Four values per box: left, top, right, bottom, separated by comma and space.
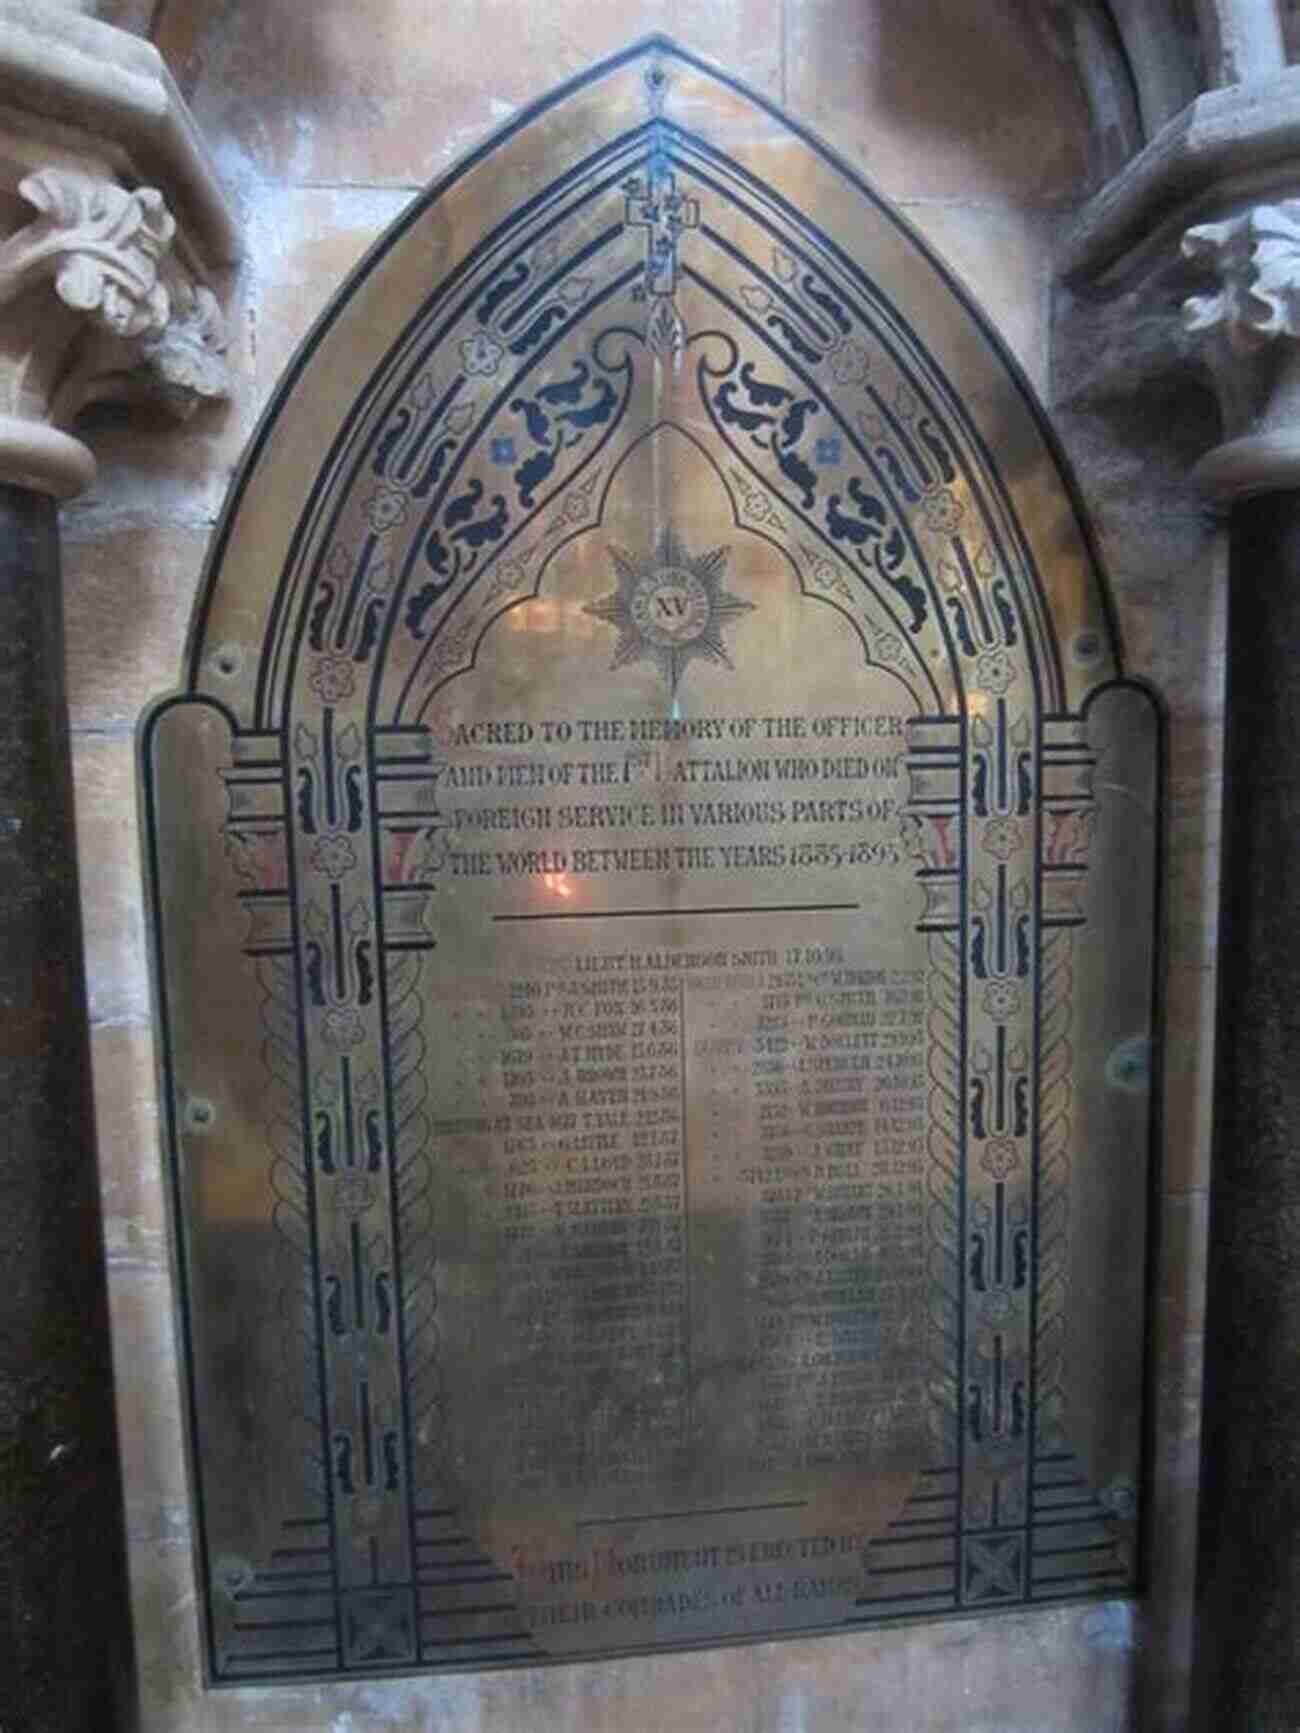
71, 731, 150, 1024
62, 523, 211, 726
786, 0, 1094, 203
91, 1020, 167, 1260
157, 0, 783, 186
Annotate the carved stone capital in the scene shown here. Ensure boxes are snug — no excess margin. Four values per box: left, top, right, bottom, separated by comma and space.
1182, 200, 1300, 500
0, 165, 229, 415
0, 1, 238, 497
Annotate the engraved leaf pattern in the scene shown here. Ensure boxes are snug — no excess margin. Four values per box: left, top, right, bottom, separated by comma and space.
925, 930, 962, 1458
263, 954, 326, 1495
1035, 929, 1074, 1450
387, 952, 447, 1487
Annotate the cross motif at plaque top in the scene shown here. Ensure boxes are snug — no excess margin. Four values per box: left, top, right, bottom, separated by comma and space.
624, 157, 700, 300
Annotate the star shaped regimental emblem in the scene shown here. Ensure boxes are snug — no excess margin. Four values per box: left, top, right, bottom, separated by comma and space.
584, 527, 754, 692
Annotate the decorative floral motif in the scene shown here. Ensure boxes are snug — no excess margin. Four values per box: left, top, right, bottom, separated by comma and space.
413, 831, 449, 876
311, 834, 358, 880
647, 297, 687, 356
983, 979, 1023, 1022
428, 621, 476, 677
730, 467, 783, 527
459, 330, 504, 375
899, 812, 927, 865
975, 647, 1016, 695
921, 488, 965, 534
409, 372, 437, 410
874, 633, 904, 665
547, 468, 602, 533
980, 1137, 1020, 1181
309, 656, 356, 705
829, 337, 871, 387
980, 1288, 1015, 1322
321, 1007, 366, 1052
532, 235, 561, 275
794, 540, 850, 600
981, 816, 1024, 862
558, 276, 592, 307
446, 399, 477, 435
326, 544, 354, 583
363, 485, 409, 534
857, 409, 886, 443
334, 1175, 377, 1217
484, 555, 528, 605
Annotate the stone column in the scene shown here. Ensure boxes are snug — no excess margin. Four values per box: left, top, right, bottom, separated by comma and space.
0, 6, 235, 1728
1194, 0, 1286, 90
1180, 202, 1300, 1733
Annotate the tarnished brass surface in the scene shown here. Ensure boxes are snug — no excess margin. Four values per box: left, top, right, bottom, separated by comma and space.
140, 40, 1159, 1683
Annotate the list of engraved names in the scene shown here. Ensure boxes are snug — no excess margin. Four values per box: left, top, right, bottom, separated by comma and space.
430, 703, 929, 1503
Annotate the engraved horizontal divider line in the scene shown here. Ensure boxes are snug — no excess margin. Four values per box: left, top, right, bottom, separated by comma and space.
410, 1512, 536, 1661
493, 902, 860, 923
854, 1469, 959, 1614
1026, 1451, 1129, 1596
906, 719, 960, 935
374, 727, 439, 955
222, 735, 295, 956
1039, 721, 1096, 934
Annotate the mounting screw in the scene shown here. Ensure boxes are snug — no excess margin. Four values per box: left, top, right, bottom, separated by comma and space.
1106, 1035, 1150, 1094
184, 1095, 216, 1133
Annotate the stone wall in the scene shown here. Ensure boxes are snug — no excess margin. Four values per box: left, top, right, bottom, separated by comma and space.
59, 4, 1227, 1727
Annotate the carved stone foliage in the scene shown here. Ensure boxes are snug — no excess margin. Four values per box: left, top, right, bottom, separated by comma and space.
1182, 200, 1300, 493
1184, 202, 1300, 353
0, 166, 229, 420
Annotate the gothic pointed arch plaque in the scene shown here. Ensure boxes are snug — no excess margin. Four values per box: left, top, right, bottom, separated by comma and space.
141, 39, 1159, 1684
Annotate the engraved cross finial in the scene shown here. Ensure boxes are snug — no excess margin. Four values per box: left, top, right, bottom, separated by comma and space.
624, 162, 699, 300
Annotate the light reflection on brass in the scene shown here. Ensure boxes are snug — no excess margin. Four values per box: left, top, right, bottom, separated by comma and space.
140, 40, 1159, 1685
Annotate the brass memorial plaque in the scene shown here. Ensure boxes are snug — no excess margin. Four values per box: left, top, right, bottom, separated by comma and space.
141, 41, 1160, 1683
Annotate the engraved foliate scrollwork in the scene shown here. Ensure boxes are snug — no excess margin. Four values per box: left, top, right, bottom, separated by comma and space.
0, 167, 230, 417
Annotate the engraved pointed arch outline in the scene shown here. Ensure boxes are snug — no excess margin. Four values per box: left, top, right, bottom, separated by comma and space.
140, 36, 1159, 1681
178, 35, 1125, 728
